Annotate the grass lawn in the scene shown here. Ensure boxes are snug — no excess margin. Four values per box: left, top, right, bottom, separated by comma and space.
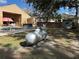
0, 29, 78, 59
0, 32, 26, 48
0, 36, 23, 48
0, 28, 76, 48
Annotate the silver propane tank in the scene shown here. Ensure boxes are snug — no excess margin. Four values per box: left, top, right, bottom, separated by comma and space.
25, 26, 47, 45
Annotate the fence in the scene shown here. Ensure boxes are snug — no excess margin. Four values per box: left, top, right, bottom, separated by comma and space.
37, 22, 62, 28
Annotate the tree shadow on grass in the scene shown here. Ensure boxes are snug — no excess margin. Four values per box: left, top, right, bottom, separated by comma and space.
20, 47, 56, 59
21, 46, 73, 59
47, 28, 79, 40
0, 43, 25, 59
42, 39, 79, 59
27, 42, 79, 59
1, 28, 79, 59
18, 40, 79, 59
0, 41, 79, 59
0, 44, 14, 59
9, 32, 27, 40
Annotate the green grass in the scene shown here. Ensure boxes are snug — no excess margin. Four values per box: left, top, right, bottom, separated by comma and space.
0, 29, 78, 59
0, 35, 25, 48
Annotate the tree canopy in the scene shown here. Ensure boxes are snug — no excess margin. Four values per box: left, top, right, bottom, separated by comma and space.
25, 0, 79, 20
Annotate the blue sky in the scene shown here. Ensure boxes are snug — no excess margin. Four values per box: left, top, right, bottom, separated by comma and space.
0, 0, 76, 15
58, 7, 76, 15
0, 0, 33, 10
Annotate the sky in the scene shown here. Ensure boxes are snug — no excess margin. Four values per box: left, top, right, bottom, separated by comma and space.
58, 7, 76, 15
0, 0, 76, 15
0, 0, 33, 11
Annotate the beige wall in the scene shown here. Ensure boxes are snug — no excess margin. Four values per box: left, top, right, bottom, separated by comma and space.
0, 12, 3, 26
27, 17, 37, 27
0, 4, 31, 26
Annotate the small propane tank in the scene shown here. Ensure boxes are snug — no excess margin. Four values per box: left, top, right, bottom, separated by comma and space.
25, 26, 47, 46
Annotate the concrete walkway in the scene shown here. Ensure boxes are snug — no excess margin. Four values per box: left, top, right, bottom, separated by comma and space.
0, 28, 35, 36
0, 32, 8, 36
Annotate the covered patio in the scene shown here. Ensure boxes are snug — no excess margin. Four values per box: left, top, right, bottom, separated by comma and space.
3, 11, 21, 26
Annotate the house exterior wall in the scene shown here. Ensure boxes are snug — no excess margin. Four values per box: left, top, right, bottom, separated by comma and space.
0, 4, 31, 26
0, 11, 3, 26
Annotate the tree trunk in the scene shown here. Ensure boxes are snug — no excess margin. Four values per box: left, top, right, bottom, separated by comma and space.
75, 0, 78, 28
